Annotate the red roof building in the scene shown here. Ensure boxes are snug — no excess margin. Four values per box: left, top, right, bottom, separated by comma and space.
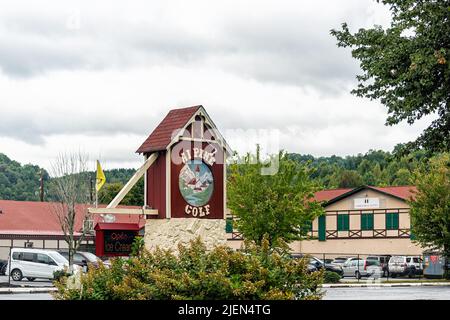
313, 185, 417, 204
0, 200, 144, 238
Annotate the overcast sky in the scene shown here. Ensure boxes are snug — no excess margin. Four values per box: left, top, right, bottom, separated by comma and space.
0, 0, 434, 172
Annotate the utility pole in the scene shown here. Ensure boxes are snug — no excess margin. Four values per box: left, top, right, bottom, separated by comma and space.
90, 174, 94, 205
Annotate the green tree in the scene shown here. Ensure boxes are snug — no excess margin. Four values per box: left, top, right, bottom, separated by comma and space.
331, 0, 450, 152
409, 153, 450, 269
97, 178, 144, 206
227, 150, 324, 248
332, 169, 364, 188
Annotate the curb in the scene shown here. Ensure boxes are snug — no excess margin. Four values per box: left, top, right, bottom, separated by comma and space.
0, 287, 57, 295
321, 282, 450, 288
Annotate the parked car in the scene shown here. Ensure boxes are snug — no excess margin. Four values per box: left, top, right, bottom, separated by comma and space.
5, 248, 77, 281
58, 250, 108, 272
0, 259, 7, 275
292, 254, 343, 276
388, 256, 423, 278
309, 257, 344, 276
342, 259, 382, 279
366, 255, 391, 277
331, 256, 360, 267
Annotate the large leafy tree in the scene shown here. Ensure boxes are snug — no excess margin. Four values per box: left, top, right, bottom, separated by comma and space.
227, 149, 324, 248
409, 153, 450, 262
98, 178, 144, 206
331, 0, 450, 152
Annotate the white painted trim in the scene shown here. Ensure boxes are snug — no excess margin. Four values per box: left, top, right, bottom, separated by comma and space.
144, 154, 148, 207
107, 153, 158, 208
88, 208, 158, 215
166, 147, 171, 219
166, 106, 232, 155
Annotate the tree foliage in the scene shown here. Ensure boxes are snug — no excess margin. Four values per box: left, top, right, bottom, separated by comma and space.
331, 0, 450, 152
409, 153, 450, 258
97, 177, 144, 206
0, 153, 49, 201
289, 148, 427, 189
50, 152, 91, 269
53, 237, 324, 300
227, 150, 324, 247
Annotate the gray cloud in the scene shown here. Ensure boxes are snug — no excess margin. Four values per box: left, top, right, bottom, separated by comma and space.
0, 0, 378, 91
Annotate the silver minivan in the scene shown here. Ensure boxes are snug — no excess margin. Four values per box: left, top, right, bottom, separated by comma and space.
388, 256, 423, 278
6, 248, 71, 281
342, 259, 382, 279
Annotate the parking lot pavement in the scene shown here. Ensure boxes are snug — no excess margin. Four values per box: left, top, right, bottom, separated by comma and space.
323, 286, 450, 300
0, 293, 53, 300
340, 276, 429, 283
0, 275, 54, 287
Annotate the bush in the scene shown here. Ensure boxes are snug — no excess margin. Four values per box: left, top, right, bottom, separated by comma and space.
53, 237, 324, 300
53, 269, 70, 281
323, 271, 341, 284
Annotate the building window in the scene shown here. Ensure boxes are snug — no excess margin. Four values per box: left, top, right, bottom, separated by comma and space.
337, 214, 349, 231
361, 213, 374, 230
386, 213, 399, 230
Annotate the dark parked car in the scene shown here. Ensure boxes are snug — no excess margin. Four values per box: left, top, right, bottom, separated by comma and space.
366, 255, 391, 277
292, 254, 343, 276
58, 251, 106, 272
0, 259, 7, 275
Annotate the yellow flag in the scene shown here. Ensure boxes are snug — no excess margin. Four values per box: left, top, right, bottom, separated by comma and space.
96, 160, 106, 192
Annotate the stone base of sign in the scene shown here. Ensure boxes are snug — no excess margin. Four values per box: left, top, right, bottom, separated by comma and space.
144, 218, 227, 252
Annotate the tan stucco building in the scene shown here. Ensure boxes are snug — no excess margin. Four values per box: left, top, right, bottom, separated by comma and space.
227, 185, 424, 257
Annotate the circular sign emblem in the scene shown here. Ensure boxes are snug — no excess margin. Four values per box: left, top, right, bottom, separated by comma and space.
179, 160, 214, 207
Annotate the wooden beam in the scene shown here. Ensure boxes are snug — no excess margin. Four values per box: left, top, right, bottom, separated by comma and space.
88, 208, 158, 215
107, 153, 158, 208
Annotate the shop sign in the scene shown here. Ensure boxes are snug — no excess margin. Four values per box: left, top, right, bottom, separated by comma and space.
354, 198, 380, 209
104, 230, 136, 254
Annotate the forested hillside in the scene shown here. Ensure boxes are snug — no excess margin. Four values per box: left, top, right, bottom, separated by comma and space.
0, 153, 49, 201
0, 148, 428, 204
288, 149, 427, 189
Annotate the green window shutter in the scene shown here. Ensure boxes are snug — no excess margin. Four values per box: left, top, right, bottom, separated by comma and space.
225, 218, 233, 233
361, 213, 374, 230
393, 213, 399, 229
337, 214, 349, 231
318, 215, 326, 241
386, 213, 399, 230
386, 213, 391, 229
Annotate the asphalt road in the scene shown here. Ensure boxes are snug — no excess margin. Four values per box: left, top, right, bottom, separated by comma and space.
0, 275, 53, 287
0, 293, 53, 300
0, 286, 449, 300
323, 286, 450, 300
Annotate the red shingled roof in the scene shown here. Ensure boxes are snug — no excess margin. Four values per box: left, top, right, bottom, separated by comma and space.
371, 185, 417, 201
0, 200, 145, 236
314, 185, 417, 203
136, 105, 202, 154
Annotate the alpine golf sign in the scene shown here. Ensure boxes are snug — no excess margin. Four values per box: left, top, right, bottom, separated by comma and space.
137, 105, 230, 220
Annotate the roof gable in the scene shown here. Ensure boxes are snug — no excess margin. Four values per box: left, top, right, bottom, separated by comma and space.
314, 185, 417, 206
136, 105, 201, 154
136, 105, 231, 154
